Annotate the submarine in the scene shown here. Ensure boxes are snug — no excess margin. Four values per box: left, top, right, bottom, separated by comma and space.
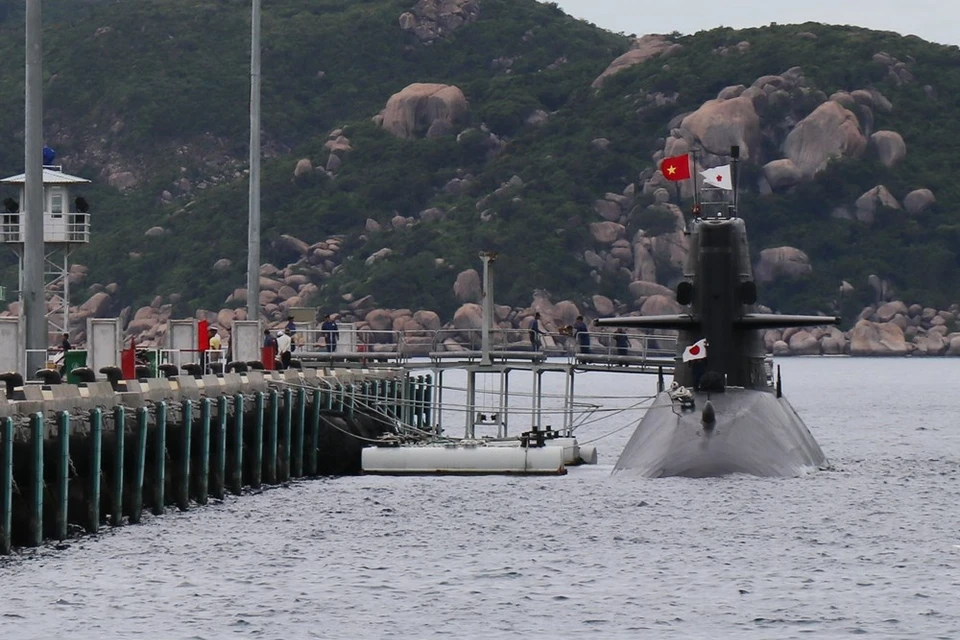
596, 146, 838, 478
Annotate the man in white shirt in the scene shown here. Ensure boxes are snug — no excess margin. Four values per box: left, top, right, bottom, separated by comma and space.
277, 329, 292, 370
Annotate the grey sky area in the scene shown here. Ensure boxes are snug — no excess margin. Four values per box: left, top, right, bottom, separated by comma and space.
554, 0, 957, 47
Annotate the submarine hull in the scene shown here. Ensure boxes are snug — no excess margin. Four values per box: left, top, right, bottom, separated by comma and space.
613, 388, 827, 478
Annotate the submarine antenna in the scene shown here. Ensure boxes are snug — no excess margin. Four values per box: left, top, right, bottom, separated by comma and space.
729, 145, 740, 217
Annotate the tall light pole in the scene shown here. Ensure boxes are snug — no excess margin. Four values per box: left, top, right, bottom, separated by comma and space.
24, 0, 45, 377
246, 0, 262, 324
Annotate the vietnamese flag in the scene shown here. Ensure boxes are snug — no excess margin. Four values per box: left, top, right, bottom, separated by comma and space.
660, 153, 691, 181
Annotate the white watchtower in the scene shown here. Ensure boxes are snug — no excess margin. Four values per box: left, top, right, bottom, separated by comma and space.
1, 165, 91, 340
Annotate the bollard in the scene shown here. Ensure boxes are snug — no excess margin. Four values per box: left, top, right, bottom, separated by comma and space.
152, 402, 167, 516
265, 389, 278, 485
28, 413, 44, 546
130, 407, 148, 524
87, 408, 103, 534
177, 400, 192, 511
56, 412, 70, 541
281, 388, 293, 482
229, 394, 243, 495
307, 388, 321, 476
197, 399, 211, 505
293, 388, 306, 478
112, 406, 125, 526
0, 418, 12, 554
251, 391, 264, 488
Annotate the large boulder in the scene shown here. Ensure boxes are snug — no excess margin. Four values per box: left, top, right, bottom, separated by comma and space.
640, 294, 682, 316
592, 295, 615, 317
399, 0, 480, 43
903, 188, 935, 215
783, 101, 867, 178
592, 35, 674, 88
788, 330, 820, 355
849, 320, 908, 356
870, 130, 906, 167
628, 280, 675, 300
679, 96, 761, 160
754, 247, 812, 285
875, 300, 909, 323
413, 309, 441, 331
453, 269, 482, 304
365, 309, 394, 333
452, 303, 483, 331
552, 301, 581, 326
855, 185, 900, 224
381, 83, 468, 139
762, 159, 802, 190
590, 221, 626, 244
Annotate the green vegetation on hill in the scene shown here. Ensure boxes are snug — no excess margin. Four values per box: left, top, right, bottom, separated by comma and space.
0, 0, 958, 326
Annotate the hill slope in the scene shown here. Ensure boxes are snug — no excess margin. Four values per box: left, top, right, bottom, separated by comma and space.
0, 0, 958, 330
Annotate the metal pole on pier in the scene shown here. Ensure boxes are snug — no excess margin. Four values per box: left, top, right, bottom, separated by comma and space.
24, 0, 45, 376
245, 0, 262, 324
479, 251, 496, 366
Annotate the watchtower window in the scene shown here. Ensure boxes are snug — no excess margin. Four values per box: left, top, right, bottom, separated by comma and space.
50, 192, 63, 214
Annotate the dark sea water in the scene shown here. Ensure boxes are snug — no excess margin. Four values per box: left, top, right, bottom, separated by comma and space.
2, 358, 959, 639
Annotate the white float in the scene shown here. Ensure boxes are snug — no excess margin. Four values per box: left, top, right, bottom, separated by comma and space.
362, 442, 566, 475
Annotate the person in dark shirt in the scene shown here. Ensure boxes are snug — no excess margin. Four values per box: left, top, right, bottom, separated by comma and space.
574, 316, 590, 354
321, 314, 339, 353
615, 328, 629, 356
60, 333, 71, 352
530, 312, 544, 351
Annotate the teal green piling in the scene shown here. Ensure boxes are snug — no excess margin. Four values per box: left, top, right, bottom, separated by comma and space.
130, 408, 148, 524
229, 394, 243, 495
251, 392, 264, 488
345, 384, 356, 419
212, 396, 227, 500
56, 412, 70, 541
324, 383, 334, 410
387, 380, 397, 419
87, 408, 103, 533
424, 374, 433, 429
112, 407, 125, 526
28, 413, 44, 547
197, 399, 211, 505
335, 382, 346, 413
152, 402, 166, 516
369, 378, 379, 417
1, 418, 12, 554
265, 390, 278, 484
406, 376, 416, 426
293, 388, 306, 478
307, 388, 321, 476
177, 400, 192, 511
281, 388, 293, 482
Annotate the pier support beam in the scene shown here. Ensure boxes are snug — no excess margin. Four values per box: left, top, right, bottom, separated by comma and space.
229, 394, 244, 495
152, 402, 167, 516
177, 400, 192, 511
307, 388, 321, 476
1, 418, 12, 555
130, 407, 148, 524
197, 398, 211, 505
293, 388, 306, 478
251, 391, 264, 488
112, 406, 125, 526
280, 388, 292, 481
28, 413, 43, 546
88, 408, 103, 532
265, 389, 278, 485
56, 412, 69, 540
212, 396, 227, 500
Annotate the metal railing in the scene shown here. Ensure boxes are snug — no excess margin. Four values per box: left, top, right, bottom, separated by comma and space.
0, 212, 90, 243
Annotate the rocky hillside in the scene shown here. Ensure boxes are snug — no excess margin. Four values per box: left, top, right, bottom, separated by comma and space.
1, 0, 960, 352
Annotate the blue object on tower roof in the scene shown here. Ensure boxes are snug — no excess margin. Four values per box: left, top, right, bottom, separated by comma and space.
42, 146, 56, 165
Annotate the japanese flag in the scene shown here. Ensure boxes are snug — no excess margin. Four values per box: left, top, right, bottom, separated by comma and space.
682, 338, 708, 362
700, 164, 733, 190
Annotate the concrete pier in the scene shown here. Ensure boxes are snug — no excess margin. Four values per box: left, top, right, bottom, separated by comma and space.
0, 367, 409, 553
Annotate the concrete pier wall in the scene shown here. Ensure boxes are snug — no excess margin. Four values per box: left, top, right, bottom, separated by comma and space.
0, 367, 419, 554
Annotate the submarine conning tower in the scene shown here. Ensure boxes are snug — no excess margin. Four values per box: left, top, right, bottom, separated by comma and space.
674, 215, 769, 390
596, 145, 840, 391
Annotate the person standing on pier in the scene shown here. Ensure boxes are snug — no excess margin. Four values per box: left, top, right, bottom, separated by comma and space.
574, 316, 590, 354
208, 327, 223, 373
60, 333, 71, 352
530, 312, 544, 351
321, 314, 339, 353
277, 329, 293, 369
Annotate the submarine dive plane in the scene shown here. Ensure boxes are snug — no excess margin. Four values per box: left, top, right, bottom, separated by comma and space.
596, 146, 838, 478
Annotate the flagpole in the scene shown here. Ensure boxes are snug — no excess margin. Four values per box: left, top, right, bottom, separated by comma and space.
691, 149, 700, 217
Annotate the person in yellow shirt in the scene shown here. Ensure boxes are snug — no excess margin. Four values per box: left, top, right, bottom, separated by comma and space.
208, 327, 223, 373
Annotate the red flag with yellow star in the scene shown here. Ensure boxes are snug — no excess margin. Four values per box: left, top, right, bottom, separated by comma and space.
660, 153, 691, 181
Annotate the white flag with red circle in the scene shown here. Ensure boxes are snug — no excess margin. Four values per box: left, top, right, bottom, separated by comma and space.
682, 338, 708, 362
700, 164, 733, 190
